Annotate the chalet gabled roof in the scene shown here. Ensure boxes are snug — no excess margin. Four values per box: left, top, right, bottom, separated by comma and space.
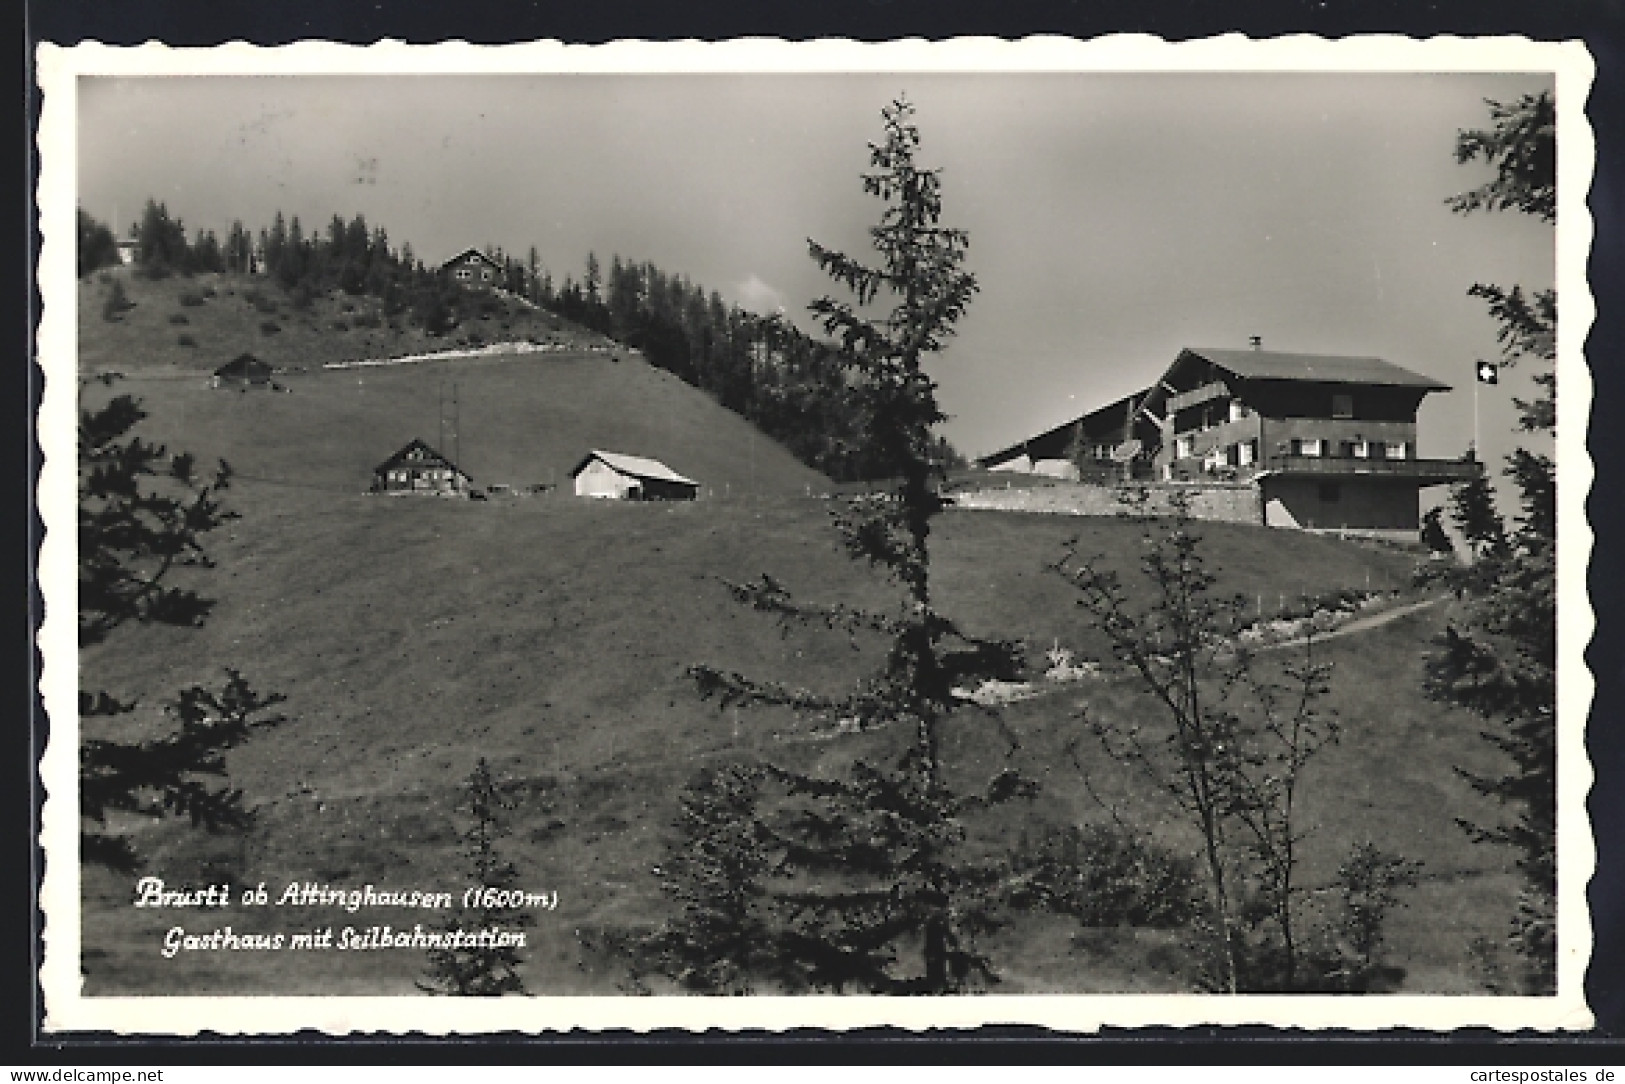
1175, 347, 1450, 391
439, 248, 504, 273
569, 450, 698, 487
374, 438, 470, 479
214, 352, 272, 378
978, 389, 1148, 467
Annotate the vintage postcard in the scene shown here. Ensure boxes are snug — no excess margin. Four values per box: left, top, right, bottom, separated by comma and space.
35, 35, 1596, 1034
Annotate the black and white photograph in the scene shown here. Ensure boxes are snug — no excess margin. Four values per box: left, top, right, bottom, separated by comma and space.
35, 36, 1595, 1033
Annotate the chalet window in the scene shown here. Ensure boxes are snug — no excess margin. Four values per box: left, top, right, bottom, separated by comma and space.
455, 269, 472, 280
1229, 400, 1247, 423
1238, 440, 1256, 466
1387, 442, 1409, 460
1332, 393, 1354, 419
1338, 441, 1357, 458
1318, 482, 1341, 503
1353, 440, 1370, 458
1367, 441, 1384, 458
1175, 437, 1193, 459
1300, 438, 1323, 457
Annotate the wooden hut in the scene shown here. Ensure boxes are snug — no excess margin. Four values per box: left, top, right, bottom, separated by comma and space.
212, 353, 274, 389
371, 439, 473, 496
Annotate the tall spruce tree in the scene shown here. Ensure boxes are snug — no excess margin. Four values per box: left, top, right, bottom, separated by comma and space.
134, 200, 191, 278
669, 97, 1033, 994
1428, 89, 1559, 994
1449, 469, 1511, 563
418, 759, 534, 996
77, 209, 121, 277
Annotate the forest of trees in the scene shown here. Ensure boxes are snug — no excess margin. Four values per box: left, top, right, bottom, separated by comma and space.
544, 253, 967, 481
78, 202, 964, 482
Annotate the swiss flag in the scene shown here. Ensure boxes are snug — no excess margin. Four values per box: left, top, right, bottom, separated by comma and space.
1476, 360, 1500, 385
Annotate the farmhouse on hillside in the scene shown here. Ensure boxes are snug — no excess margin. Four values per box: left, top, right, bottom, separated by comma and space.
439, 248, 505, 289
570, 450, 700, 501
978, 343, 1481, 541
371, 439, 473, 496
212, 353, 275, 389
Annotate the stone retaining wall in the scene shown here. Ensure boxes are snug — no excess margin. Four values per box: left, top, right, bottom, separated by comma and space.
951, 481, 1263, 524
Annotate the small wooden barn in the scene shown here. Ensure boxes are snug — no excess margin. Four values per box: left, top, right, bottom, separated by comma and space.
212, 353, 274, 389
570, 450, 699, 501
371, 439, 473, 496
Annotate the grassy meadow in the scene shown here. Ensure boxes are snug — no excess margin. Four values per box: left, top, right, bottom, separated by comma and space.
75, 274, 1519, 997
80, 266, 598, 377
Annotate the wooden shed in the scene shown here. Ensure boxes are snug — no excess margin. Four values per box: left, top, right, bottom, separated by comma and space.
212, 353, 274, 389
371, 439, 473, 496
569, 450, 699, 501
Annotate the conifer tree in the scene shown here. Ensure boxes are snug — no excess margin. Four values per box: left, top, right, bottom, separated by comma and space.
134, 200, 191, 278
77, 209, 121, 277
584, 251, 602, 305
637, 764, 781, 994
1420, 506, 1455, 558
1448, 90, 1557, 434
1449, 470, 1510, 562
1428, 89, 1560, 994
673, 97, 1034, 994
79, 394, 285, 869
224, 221, 253, 274
418, 759, 534, 996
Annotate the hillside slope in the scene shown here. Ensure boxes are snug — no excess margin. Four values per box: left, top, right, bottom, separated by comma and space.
74, 269, 1513, 999
78, 479, 1513, 996
79, 268, 608, 376
80, 268, 828, 497
92, 356, 827, 499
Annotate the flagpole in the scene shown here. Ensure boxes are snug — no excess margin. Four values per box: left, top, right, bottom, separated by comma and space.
1473, 371, 1480, 462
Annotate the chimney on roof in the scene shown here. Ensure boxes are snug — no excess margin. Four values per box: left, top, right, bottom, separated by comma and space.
1249, 335, 1263, 351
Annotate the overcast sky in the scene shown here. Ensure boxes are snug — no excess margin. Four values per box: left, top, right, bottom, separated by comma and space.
78, 71, 1557, 464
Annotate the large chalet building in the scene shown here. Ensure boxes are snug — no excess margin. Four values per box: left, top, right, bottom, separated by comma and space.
979, 344, 1481, 540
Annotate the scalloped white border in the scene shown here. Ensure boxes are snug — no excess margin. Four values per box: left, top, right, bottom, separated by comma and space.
35, 33, 1597, 1035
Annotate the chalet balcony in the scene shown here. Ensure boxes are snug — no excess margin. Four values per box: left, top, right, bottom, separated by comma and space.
1257, 455, 1482, 482
1166, 380, 1232, 414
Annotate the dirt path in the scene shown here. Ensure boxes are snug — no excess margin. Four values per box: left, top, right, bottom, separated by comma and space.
947, 594, 1450, 712
1262, 596, 1443, 653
